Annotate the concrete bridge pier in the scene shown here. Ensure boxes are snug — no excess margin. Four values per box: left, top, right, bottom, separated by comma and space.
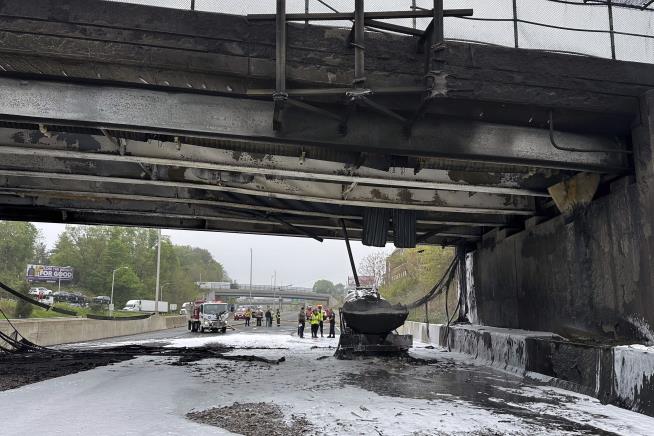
463, 90, 654, 342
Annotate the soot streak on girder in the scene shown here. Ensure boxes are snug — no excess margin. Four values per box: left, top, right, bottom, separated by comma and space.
0, 78, 629, 172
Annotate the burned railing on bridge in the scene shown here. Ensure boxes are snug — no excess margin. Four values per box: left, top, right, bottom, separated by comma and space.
103, 0, 654, 63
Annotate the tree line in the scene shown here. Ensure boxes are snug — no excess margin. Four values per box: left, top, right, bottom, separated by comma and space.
0, 221, 228, 308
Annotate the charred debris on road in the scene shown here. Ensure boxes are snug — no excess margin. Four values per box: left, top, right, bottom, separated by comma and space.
0, 342, 287, 391
187, 402, 313, 436
0, 310, 287, 391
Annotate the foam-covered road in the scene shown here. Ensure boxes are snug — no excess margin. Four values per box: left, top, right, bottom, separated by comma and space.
1, 323, 653, 435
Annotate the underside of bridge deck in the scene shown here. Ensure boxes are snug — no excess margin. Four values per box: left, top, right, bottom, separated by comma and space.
0, 0, 649, 248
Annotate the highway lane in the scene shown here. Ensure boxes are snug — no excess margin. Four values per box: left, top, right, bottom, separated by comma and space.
1, 323, 653, 435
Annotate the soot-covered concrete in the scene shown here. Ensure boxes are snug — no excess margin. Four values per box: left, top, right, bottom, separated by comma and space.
465, 90, 654, 342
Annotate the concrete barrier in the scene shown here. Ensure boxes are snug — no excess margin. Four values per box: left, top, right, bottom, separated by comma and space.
399, 321, 562, 372
0, 315, 186, 346
613, 345, 654, 414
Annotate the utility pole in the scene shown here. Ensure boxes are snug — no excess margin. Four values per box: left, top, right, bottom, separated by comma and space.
155, 228, 161, 315
412, 0, 417, 29
273, 271, 277, 311
249, 248, 253, 302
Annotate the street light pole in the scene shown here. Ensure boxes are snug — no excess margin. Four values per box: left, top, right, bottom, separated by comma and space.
160, 282, 171, 303
110, 266, 128, 317
249, 248, 253, 302
155, 228, 162, 315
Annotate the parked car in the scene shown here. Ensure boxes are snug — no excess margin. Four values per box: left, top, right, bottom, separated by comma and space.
233, 308, 246, 320
28, 287, 51, 296
92, 296, 111, 305
53, 291, 88, 306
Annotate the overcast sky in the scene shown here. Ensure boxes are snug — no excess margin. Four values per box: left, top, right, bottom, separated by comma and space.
34, 223, 391, 288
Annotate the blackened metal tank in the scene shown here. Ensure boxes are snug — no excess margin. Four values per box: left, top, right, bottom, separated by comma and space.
341, 288, 408, 335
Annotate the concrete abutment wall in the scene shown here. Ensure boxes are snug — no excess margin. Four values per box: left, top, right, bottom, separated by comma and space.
463, 90, 654, 340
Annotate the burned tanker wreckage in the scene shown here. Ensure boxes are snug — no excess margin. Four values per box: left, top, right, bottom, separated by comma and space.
336, 220, 460, 359
336, 288, 412, 359
335, 202, 462, 359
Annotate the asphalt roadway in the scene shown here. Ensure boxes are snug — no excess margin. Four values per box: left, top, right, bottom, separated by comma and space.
1, 322, 653, 435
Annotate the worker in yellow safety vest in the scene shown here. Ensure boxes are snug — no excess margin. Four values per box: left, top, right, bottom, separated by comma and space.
310, 308, 321, 338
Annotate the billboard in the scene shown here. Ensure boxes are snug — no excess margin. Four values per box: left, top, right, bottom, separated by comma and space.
26, 265, 74, 283
348, 275, 376, 287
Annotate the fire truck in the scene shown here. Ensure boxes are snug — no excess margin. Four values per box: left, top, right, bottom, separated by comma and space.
186, 300, 230, 333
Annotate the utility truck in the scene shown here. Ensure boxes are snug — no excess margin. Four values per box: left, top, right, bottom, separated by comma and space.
122, 299, 169, 313
186, 300, 229, 333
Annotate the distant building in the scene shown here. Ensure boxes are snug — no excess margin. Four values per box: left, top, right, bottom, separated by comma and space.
384, 246, 454, 286
347, 275, 376, 288
385, 248, 409, 284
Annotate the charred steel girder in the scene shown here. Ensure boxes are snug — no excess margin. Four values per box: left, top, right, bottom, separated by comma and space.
0, 168, 536, 215
0, 78, 629, 173
0, 191, 485, 243
0, 75, 627, 246
0, 142, 551, 197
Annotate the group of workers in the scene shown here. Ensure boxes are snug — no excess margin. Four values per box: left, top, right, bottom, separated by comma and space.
242, 307, 280, 327
240, 305, 337, 339
297, 305, 336, 339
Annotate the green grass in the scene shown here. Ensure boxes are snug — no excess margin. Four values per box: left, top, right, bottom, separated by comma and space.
0, 298, 15, 318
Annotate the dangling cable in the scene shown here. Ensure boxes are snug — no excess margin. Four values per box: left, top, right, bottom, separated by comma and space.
405, 257, 457, 309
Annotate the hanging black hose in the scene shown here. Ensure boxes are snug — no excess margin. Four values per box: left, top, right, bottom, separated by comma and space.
0, 280, 78, 316
405, 257, 457, 310
443, 288, 462, 352
340, 219, 359, 287
445, 283, 449, 330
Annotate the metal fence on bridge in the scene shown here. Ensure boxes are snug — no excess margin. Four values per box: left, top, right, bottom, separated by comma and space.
198, 282, 314, 293
103, 0, 654, 63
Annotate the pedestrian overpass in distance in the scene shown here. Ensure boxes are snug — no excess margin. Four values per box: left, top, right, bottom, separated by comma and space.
199, 283, 330, 304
